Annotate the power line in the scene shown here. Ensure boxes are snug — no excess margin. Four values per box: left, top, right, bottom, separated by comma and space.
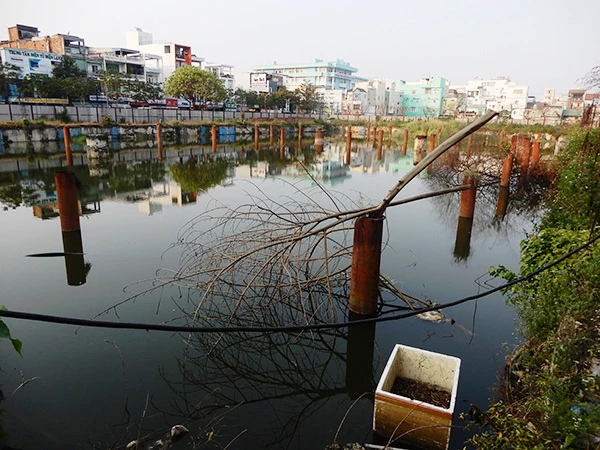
1, 232, 599, 334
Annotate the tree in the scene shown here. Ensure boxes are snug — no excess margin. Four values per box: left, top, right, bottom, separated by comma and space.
164, 66, 227, 109
20, 74, 62, 99
582, 65, 600, 91
98, 70, 129, 102
62, 76, 99, 103
52, 56, 85, 79
296, 82, 322, 113
0, 62, 21, 99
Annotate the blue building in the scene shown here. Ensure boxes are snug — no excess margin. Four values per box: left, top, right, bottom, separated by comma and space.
253, 59, 365, 92
399, 77, 446, 118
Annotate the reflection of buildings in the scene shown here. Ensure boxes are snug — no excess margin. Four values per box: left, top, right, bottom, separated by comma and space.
31, 185, 101, 220
127, 179, 197, 215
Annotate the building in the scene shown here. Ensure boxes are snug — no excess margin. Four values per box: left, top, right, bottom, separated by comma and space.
343, 88, 368, 115
0, 47, 63, 77
567, 89, 586, 110
86, 47, 163, 83
399, 77, 446, 118
204, 63, 234, 90
318, 88, 344, 114
254, 59, 364, 92
0, 24, 87, 71
125, 28, 203, 81
542, 88, 555, 105
460, 77, 529, 119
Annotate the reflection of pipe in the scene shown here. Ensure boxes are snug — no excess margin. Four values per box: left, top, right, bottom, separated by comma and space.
496, 186, 509, 218
387, 126, 392, 147
269, 124, 274, 146
280, 127, 285, 159
55, 171, 80, 232
211, 126, 217, 153
371, 127, 377, 147
377, 129, 383, 161
345, 129, 352, 166
63, 126, 72, 166
402, 129, 408, 156
62, 230, 86, 286
454, 216, 474, 260
346, 311, 376, 400
349, 215, 384, 315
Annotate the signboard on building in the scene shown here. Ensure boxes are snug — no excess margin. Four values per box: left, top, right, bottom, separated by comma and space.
1, 49, 63, 77
250, 72, 268, 88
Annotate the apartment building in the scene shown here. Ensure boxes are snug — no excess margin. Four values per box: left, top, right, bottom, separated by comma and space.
254, 59, 364, 92
0, 24, 87, 71
399, 77, 446, 118
462, 77, 529, 119
87, 47, 163, 84
125, 28, 204, 81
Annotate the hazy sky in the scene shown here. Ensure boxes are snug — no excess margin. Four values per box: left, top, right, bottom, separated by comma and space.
3, 0, 599, 97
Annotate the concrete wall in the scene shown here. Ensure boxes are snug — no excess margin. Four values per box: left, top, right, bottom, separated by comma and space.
0, 104, 319, 123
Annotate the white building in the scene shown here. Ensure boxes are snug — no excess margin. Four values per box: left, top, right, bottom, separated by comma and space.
204, 63, 234, 90
0, 47, 62, 77
125, 28, 204, 81
317, 88, 344, 114
86, 47, 163, 84
463, 77, 529, 119
343, 88, 368, 115
542, 88, 555, 105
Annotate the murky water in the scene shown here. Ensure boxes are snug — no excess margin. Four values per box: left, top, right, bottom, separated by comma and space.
0, 137, 540, 449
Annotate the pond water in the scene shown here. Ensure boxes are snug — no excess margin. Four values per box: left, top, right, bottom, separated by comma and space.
0, 137, 541, 449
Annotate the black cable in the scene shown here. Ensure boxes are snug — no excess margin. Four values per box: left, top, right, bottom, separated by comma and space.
1, 232, 599, 334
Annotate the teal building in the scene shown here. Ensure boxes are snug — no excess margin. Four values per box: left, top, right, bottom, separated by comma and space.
399, 77, 446, 118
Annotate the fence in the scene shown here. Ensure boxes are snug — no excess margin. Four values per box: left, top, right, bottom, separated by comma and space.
0, 103, 321, 123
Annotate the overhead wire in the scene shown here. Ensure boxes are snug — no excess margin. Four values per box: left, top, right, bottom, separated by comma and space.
1, 232, 599, 334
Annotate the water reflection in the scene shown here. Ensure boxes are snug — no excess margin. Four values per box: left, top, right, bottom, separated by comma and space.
0, 136, 549, 449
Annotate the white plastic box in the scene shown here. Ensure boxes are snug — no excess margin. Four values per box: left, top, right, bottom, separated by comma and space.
373, 344, 461, 450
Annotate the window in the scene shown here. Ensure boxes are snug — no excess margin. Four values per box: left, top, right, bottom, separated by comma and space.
164, 45, 170, 54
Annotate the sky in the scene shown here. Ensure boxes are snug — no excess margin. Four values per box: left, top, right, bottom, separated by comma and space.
3, 0, 599, 97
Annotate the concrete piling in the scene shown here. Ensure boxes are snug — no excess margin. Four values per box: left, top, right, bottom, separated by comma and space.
459, 176, 477, 219
496, 187, 509, 218
466, 134, 473, 159
427, 134, 435, 174
345, 128, 352, 166
531, 139, 541, 171
349, 214, 385, 315
516, 135, 532, 176
413, 135, 427, 165
501, 155, 513, 188
156, 123, 163, 161
55, 171, 80, 233
63, 126, 72, 166
454, 176, 477, 260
